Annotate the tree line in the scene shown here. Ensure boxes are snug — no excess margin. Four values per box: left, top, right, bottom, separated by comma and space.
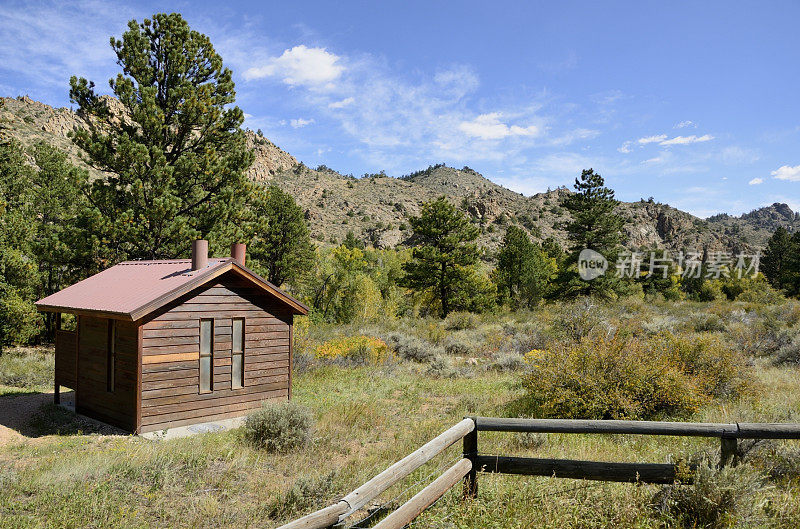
0, 12, 783, 348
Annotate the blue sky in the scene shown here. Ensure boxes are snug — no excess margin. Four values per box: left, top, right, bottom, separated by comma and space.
2, 1, 799, 217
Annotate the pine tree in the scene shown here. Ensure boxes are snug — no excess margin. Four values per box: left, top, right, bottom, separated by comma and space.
246, 185, 314, 288
495, 226, 553, 308
68, 13, 253, 261
786, 232, 800, 297
558, 169, 627, 298
401, 197, 481, 317
761, 227, 793, 291
343, 230, 364, 250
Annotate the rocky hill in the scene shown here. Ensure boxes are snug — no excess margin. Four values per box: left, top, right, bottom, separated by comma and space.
2, 95, 797, 255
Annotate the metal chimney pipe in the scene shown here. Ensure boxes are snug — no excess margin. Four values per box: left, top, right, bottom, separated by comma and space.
231, 243, 246, 266
191, 239, 209, 271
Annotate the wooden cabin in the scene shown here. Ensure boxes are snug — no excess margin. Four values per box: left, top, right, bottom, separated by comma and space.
35, 240, 308, 434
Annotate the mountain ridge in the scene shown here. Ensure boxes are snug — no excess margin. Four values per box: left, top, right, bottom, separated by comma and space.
1, 95, 797, 254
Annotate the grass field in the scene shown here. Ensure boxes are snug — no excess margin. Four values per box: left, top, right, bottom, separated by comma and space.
1, 299, 800, 528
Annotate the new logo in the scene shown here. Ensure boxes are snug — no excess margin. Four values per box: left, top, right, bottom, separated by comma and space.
578, 249, 608, 281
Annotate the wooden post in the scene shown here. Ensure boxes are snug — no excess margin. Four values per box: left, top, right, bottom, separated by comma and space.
463, 417, 478, 498
720, 437, 738, 468
54, 312, 61, 405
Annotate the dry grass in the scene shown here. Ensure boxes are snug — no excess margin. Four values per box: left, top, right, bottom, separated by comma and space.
1, 300, 800, 528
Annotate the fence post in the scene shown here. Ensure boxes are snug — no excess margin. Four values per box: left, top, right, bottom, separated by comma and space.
719, 437, 738, 468
463, 417, 478, 498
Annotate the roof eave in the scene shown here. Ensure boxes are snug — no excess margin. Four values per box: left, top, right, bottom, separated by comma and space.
34, 304, 135, 321
229, 262, 310, 315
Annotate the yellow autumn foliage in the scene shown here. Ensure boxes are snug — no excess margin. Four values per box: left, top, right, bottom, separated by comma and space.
314, 335, 394, 365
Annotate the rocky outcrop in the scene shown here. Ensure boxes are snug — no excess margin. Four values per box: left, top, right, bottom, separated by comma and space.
2, 95, 796, 254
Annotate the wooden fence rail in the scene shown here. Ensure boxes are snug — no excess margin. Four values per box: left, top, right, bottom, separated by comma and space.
464, 417, 800, 495
275, 417, 800, 528
274, 418, 474, 529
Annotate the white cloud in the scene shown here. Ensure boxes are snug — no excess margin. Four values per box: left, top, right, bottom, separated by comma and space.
638, 134, 667, 144
244, 45, 343, 88
720, 146, 759, 164
0, 1, 134, 98
290, 118, 315, 128
659, 134, 714, 146
328, 97, 354, 109
771, 165, 800, 182
458, 113, 541, 140
434, 64, 479, 98
749, 178, 764, 185
618, 141, 633, 153
675, 120, 695, 129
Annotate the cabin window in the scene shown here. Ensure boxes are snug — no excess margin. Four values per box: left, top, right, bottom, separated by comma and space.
200, 319, 214, 393
232, 318, 245, 389
106, 320, 116, 392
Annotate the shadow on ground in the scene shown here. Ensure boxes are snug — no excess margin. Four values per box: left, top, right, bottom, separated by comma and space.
0, 391, 125, 440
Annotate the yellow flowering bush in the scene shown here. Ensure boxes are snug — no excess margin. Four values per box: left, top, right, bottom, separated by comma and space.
520, 333, 750, 420
314, 335, 394, 365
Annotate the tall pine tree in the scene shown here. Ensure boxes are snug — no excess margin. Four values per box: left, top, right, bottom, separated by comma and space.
495, 226, 553, 308
245, 185, 314, 288
401, 197, 480, 317
558, 169, 627, 298
69, 13, 253, 261
761, 227, 793, 292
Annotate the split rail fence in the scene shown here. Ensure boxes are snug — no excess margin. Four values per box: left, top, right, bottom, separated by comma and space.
276, 417, 800, 529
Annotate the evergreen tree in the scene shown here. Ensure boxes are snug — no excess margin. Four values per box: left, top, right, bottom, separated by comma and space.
401, 197, 481, 317
0, 140, 39, 351
495, 226, 553, 308
761, 227, 793, 291
0, 140, 96, 347
246, 185, 314, 287
541, 236, 564, 263
343, 230, 364, 250
557, 169, 627, 298
786, 232, 800, 297
68, 13, 253, 261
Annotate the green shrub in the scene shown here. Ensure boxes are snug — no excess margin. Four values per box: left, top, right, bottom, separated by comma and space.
697, 280, 726, 302
425, 356, 471, 378
521, 333, 751, 420
688, 312, 727, 333
385, 332, 443, 362
775, 335, 800, 365
667, 333, 752, 399
241, 401, 314, 452
443, 311, 477, 330
443, 335, 476, 356
553, 298, 603, 341
490, 353, 525, 372
268, 472, 336, 520
743, 442, 800, 485
658, 461, 767, 528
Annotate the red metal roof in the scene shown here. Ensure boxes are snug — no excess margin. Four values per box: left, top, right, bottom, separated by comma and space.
35, 258, 309, 320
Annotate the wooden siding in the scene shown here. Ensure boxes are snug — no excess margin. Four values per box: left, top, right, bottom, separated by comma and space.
54, 330, 77, 389
76, 316, 139, 431
139, 272, 291, 433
